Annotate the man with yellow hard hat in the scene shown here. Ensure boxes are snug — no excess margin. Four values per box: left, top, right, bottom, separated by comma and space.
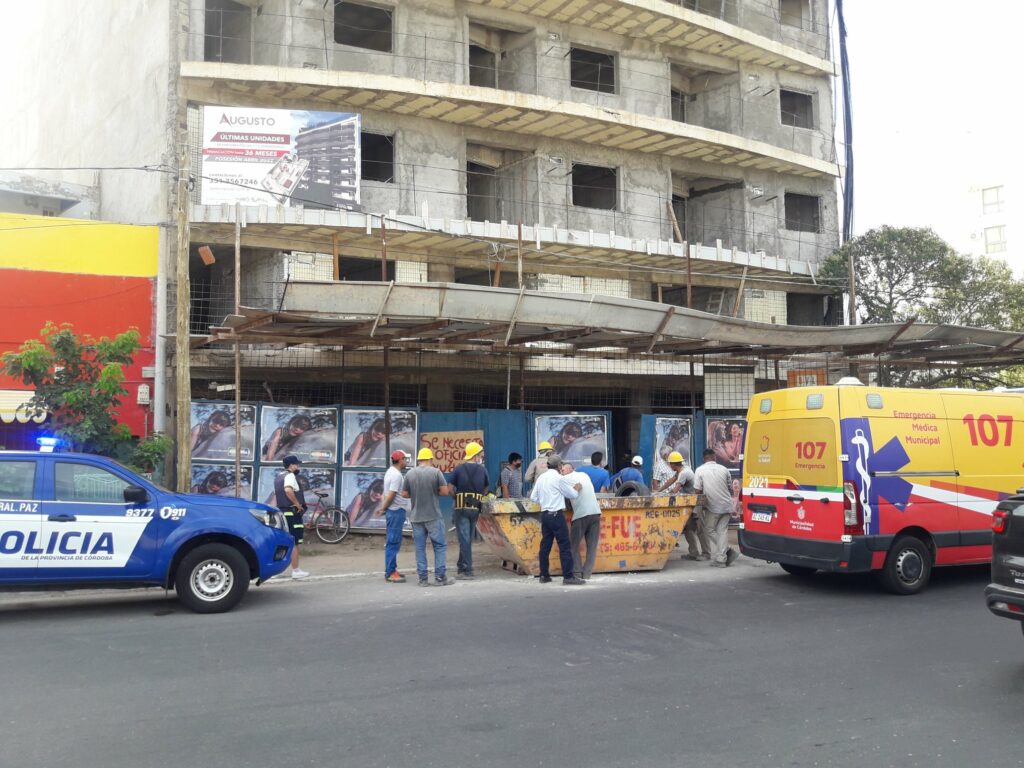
524, 441, 554, 492
401, 447, 453, 586
449, 441, 489, 580
656, 451, 709, 561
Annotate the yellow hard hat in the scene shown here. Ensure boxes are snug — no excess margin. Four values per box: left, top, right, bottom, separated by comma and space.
464, 442, 483, 460
417, 447, 434, 461
667, 451, 685, 464
538, 441, 553, 451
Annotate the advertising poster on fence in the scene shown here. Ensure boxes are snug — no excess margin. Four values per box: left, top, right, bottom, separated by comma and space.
651, 417, 692, 487
339, 471, 387, 529
419, 430, 484, 474
260, 405, 339, 464
342, 410, 418, 468
189, 402, 257, 462
190, 464, 252, 498
201, 106, 361, 209
256, 467, 337, 525
706, 417, 746, 522
534, 414, 608, 467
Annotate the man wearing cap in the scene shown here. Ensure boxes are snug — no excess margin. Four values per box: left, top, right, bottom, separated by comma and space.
274, 455, 309, 579
524, 441, 554, 491
449, 441, 489, 580
402, 447, 454, 586
378, 450, 411, 583
657, 452, 709, 561
530, 454, 586, 585
610, 455, 645, 490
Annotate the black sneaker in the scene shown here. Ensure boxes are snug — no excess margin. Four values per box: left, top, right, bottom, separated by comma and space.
418, 578, 430, 587
456, 572, 475, 580
539, 575, 552, 583
435, 576, 454, 586
562, 577, 586, 585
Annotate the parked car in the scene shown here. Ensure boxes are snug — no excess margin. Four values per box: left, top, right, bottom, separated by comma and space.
0, 451, 294, 613
985, 493, 1024, 639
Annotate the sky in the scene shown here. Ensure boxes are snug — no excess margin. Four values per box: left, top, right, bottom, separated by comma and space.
841, 1, 1024, 245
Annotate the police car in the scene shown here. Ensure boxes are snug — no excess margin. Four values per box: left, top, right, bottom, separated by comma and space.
0, 451, 294, 613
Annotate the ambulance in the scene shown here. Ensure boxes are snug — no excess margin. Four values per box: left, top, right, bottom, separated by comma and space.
739, 380, 1010, 594
0, 451, 295, 612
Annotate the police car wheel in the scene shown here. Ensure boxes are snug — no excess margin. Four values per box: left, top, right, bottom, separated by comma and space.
878, 536, 932, 596
175, 544, 250, 613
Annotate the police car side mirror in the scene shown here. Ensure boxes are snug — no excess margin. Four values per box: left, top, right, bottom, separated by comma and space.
124, 485, 149, 505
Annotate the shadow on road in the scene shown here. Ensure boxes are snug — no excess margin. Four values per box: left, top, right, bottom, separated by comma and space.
754, 562, 990, 598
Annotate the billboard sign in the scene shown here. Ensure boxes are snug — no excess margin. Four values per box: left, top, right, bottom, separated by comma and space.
201, 106, 361, 209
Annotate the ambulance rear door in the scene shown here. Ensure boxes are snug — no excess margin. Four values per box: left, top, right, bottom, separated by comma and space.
744, 392, 844, 542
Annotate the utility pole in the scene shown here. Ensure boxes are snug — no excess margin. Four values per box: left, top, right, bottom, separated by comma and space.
174, 147, 193, 492
234, 204, 242, 497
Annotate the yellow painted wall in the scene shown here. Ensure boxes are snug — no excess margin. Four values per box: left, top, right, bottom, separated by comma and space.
0, 213, 158, 278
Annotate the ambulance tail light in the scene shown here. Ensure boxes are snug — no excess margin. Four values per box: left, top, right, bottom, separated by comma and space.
843, 481, 864, 536
992, 509, 1009, 534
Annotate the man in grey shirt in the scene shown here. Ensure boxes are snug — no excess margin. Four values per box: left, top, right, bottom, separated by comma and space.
402, 448, 453, 586
560, 461, 601, 580
693, 449, 738, 567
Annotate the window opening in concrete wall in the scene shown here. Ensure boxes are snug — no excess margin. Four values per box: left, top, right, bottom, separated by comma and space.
469, 44, 497, 88
780, 0, 809, 29
784, 193, 820, 233
982, 185, 1004, 215
337, 254, 396, 281
205, 0, 251, 64
780, 89, 814, 129
361, 132, 395, 182
572, 164, 617, 210
570, 47, 616, 93
671, 194, 687, 242
985, 225, 1007, 254
334, 1, 393, 53
670, 89, 687, 122
466, 162, 498, 221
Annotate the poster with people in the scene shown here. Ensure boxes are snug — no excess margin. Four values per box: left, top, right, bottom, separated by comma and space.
189, 402, 257, 462
652, 417, 692, 487
339, 471, 388, 529
190, 464, 252, 498
260, 405, 339, 464
342, 409, 418, 468
533, 414, 608, 467
706, 417, 746, 522
256, 466, 337, 525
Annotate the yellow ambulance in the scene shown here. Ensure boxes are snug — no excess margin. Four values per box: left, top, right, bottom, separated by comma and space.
739, 380, 1011, 594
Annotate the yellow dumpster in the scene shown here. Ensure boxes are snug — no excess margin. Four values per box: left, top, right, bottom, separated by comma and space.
477, 495, 696, 576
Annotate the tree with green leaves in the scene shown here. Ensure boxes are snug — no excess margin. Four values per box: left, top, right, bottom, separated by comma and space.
819, 226, 1024, 388
2, 323, 169, 472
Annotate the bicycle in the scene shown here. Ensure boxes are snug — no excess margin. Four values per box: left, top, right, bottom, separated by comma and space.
305, 490, 351, 544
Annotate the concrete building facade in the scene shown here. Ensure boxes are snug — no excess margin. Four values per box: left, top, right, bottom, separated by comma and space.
3, 0, 842, 457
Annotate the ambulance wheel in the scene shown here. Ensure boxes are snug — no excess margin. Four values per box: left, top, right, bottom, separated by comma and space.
780, 563, 817, 578
878, 536, 932, 595
175, 543, 250, 613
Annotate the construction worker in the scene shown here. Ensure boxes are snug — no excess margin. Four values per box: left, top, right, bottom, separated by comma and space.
524, 441, 554, 492
402, 447, 453, 586
657, 451, 710, 561
450, 441, 489, 580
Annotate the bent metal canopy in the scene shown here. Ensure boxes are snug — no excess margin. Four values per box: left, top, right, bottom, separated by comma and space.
196, 280, 1024, 368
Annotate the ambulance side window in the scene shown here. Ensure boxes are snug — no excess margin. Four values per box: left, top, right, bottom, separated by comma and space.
54, 463, 130, 503
0, 461, 37, 500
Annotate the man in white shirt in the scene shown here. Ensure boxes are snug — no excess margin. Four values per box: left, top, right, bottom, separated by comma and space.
693, 449, 739, 567
378, 450, 411, 583
560, 461, 601, 580
530, 454, 586, 585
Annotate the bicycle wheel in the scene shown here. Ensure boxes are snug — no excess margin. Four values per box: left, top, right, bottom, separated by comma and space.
314, 507, 350, 544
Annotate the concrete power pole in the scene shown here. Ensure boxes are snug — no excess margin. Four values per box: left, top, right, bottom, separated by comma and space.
175, 147, 193, 492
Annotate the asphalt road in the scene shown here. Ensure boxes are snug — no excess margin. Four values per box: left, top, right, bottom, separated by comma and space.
3, 561, 1021, 768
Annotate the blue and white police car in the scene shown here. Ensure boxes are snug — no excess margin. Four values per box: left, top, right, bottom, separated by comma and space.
0, 451, 294, 613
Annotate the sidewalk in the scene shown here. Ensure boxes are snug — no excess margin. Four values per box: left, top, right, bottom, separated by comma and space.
295, 529, 742, 581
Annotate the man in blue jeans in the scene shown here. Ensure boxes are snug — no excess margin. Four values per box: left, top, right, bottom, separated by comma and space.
378, 449, 411, 583
530, 454, 586, 585
450, 441, 489, 580
402, 447, 453, 586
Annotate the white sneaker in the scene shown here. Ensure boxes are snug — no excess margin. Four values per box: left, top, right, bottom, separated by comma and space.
291, 568, 309, 580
